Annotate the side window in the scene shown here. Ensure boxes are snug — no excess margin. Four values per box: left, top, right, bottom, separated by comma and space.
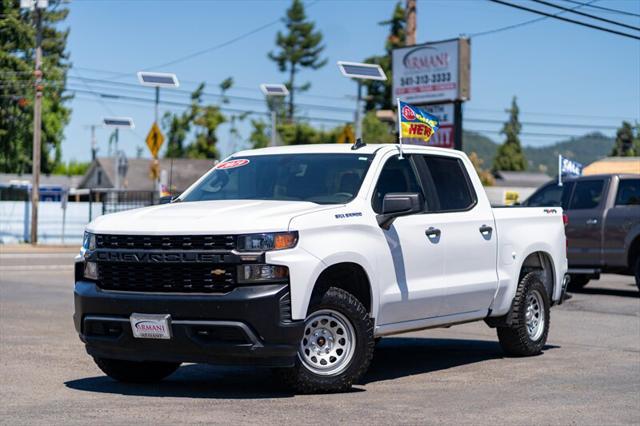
560, 181, 575, 210
526, 183, 563, 207
569, 180, 605, 210
422, 155, 476, 212
615, 179, 640, 206
371, 155, 422, 213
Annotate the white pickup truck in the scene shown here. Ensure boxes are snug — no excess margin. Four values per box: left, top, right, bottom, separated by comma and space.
74, 143, 568, 393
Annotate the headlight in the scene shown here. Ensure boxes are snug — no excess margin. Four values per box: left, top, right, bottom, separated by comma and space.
237, 264, 289, 284
82, 232, 96, 251
236, 232, 298, 252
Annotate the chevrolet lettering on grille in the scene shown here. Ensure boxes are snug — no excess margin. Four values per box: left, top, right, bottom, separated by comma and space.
93, 251, 232, 263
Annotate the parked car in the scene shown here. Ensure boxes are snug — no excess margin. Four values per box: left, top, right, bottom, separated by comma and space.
74, 144, 568, 393
524, 174, 640, 291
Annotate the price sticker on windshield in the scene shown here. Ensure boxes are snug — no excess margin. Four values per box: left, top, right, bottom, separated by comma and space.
216, 159, 250, 170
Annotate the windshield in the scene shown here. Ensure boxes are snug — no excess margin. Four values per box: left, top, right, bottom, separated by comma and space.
180, 154, 374, 205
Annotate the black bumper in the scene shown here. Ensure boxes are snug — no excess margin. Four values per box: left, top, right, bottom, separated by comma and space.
74, 281, 304, 367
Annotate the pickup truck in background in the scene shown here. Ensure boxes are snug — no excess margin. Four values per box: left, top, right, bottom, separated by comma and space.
524, 174, 640, 291
74, 144, 568, 393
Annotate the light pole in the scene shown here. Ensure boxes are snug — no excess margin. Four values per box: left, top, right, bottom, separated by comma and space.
21, 0, 48, 244
260, 84, 289, 147
137, 71, 179, 124
137, 72, 179, 188
103, 117, 135, 190
337, 61, 387, 141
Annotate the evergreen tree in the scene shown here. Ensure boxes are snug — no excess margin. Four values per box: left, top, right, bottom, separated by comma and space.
363, 2, 406, 112
268, 0, 326, 120
610, 121, 637, 157
0, 0, 71, 174
493, 97, 527, 171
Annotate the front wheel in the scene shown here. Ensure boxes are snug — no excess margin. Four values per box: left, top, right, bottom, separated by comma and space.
277, 287, 374, 393
93, 357, 180, 383
497, 272, 550, 357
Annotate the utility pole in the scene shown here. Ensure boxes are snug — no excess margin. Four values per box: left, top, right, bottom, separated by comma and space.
90, 125, 97, 160
354, 81, 363, 140
406, 0, 417, 46
30, 1, 45, 245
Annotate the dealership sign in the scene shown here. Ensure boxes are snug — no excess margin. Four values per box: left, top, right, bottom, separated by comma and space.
392, 38, 470, 105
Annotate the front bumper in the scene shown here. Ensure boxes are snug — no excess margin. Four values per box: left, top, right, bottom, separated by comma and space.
74, 281, 304, 367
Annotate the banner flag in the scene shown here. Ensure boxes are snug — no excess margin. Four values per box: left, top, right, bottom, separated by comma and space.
398, 100, 440, 144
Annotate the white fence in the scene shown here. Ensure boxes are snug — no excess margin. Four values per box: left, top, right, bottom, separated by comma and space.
0, 201, 103, 245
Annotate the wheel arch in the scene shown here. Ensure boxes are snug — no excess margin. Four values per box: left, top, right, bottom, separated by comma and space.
627, 233, 640, 271
519, 250, 556, 300
307, 262, 374, 319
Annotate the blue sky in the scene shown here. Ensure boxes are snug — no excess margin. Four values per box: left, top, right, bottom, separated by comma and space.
61, 0, 640, 162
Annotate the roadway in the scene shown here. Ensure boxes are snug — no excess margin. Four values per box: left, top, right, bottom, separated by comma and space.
1, 248, 638, 424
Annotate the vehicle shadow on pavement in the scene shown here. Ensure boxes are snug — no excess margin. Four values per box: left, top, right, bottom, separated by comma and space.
571, 285, 639, 299
361, 337, 559, 385
65, 338, 558, 397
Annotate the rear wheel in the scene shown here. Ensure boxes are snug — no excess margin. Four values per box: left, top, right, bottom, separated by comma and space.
497, 272, 550, 357
634, 256, 640, 292
93, 357, 180, 383
567, 274, 590, 291
277, 287, 374, 393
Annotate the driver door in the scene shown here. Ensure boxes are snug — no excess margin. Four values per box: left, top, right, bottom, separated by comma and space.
375, 154, 446, 325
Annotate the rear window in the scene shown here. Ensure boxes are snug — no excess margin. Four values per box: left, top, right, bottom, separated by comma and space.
423, 156, 476, 211
569, 180, 605, 210
615, 179, 640, 206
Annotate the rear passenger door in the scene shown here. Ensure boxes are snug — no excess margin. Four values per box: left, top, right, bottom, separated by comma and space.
565, 178, 609, 267
416, 154, 499, 317
603, 178, 640, 268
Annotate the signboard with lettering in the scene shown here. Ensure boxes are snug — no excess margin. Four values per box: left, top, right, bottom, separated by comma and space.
392, 38, 470, 105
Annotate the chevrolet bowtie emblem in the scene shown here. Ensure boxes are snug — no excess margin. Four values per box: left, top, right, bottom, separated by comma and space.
211, 269, 226, 276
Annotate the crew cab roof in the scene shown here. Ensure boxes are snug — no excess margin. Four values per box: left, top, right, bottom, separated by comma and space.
232, 143, 463, 158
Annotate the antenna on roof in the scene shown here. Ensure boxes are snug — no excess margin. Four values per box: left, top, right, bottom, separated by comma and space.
351, 138, 366, 150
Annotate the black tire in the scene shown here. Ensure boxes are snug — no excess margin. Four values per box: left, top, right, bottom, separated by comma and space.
634, 256, 640, 292
567, 274, 590, 292
276, 287, 374, 393
93, 357, 180, 383
497, 272, 550, 357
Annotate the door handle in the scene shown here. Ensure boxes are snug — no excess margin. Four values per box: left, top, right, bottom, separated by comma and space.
586, 218, 598, 225
425, 227, 441, 239
479, 225, 493, 235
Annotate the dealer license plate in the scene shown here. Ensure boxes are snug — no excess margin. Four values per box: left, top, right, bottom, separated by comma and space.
130, 313, 172, 340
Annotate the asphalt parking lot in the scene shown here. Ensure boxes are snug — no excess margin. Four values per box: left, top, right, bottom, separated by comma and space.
1, 248, 639, 425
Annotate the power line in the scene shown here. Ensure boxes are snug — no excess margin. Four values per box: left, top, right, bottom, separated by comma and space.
488, 0, 640, 40
531, 0, 640, 31
560, 0, 640, 18
470, 0, 597, 37
103, 0, 319, 80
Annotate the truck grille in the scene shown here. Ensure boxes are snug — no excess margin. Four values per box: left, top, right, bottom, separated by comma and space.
97, 263, 237, 293
96, 234, 235, 251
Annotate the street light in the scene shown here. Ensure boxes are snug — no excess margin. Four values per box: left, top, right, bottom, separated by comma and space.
337, 61, 387, 140
137, 72, 179, 124
103, 117, 134, 190
260, 83, 289, 147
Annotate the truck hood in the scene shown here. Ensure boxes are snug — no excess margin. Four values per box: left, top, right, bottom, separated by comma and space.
87, 200, 339, 235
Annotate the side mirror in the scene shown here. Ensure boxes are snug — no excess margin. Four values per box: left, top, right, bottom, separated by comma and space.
159, 195, 176, 205
377, 192, 424, 230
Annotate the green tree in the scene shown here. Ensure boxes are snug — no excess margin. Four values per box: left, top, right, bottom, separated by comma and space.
362, 112, 395, 143
493, 97, 527, 171
0, 0, 72, 174
249, 120, 270, 149
269, 0, 326, 120
52, 159, 90, 176
363, 1, 406, 112
610, 121, 638, 157
162, 80, 231, 159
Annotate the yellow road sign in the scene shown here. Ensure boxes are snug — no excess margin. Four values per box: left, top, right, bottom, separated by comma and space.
337, 124, 355, 144
146, 122, 164, 158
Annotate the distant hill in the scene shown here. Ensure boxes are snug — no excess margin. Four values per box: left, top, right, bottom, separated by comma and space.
463, 131, 615, 174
